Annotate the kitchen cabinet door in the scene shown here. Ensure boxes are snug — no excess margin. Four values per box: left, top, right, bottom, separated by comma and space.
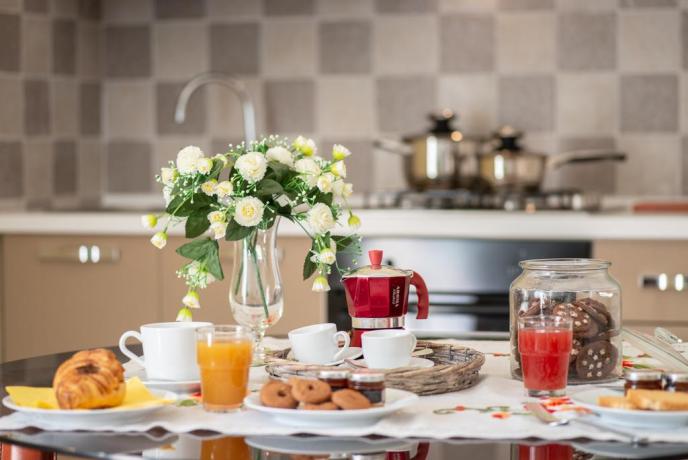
2, 235, 162, 361
160, 236, 325, 336
593, 240, 688, 338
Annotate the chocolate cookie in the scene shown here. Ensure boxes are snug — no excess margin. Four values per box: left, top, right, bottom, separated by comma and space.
575, 341, 618, 380
569, 337, 583, 364
553, 303, 593, 335
575, 298, 609, 328
520, 297, 554, 317
577, 318, 600, 339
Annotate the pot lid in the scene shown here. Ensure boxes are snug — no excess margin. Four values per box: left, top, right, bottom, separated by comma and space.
342, 250, 413, 278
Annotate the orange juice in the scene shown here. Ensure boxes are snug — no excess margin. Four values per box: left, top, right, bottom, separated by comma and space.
200, 437, 250, 460
197, 339, 252, 411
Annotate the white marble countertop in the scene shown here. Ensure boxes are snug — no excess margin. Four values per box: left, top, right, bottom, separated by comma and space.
1, 209, 688, 240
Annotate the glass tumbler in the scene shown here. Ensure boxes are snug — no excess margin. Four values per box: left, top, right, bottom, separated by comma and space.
196, 325, 253, 412
518, 315, 573, 397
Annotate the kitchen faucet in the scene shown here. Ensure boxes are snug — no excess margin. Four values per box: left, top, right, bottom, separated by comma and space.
174, 72, 257, 143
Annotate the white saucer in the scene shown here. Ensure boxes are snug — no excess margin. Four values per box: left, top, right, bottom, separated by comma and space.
353, 357, 434, 370
123, 362, 200, 394
286, 347, 363, 365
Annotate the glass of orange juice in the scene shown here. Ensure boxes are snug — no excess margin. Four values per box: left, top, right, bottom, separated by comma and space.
196, 325, 253, 412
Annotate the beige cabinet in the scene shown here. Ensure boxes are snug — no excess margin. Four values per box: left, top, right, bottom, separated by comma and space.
593, 240, 688, 338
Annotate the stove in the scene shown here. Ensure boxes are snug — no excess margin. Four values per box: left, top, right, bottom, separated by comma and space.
361, 189, 601, 212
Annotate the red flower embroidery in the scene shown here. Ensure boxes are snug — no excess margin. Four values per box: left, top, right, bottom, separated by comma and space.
455, 405, 465, 411
492, 412, 510, 419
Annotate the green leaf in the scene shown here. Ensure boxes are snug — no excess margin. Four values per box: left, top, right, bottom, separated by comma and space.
166, 193, 214, 217
256, 178, 283, 197
185, 207, 211, 238
205, 242, 224, 281
316, 191, 333, 206
302, 240, 318, 280
208, 159, 224, 180
332, 235, 357, 251
267, 162, 290, 182
176, 238, 214, 260
224, 219, 255, 241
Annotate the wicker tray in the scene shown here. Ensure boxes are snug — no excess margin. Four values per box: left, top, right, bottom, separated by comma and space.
265, 340, 485, 396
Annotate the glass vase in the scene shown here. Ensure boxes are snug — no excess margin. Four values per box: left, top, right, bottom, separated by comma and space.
229, 217, 284, 364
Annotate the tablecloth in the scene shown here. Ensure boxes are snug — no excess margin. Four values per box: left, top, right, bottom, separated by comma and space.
2, 338, 687, 442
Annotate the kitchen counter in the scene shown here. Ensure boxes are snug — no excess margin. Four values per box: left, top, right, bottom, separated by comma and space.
1, 209, 688, 240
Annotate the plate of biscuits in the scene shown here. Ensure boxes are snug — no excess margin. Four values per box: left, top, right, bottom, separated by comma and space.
245, 378, 418, 427
572, 388, 688, 428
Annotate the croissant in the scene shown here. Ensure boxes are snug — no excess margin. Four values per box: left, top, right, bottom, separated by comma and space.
53, 348, 126, 409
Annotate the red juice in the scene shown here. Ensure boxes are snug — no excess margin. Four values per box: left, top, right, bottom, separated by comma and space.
518, 328, 572, 392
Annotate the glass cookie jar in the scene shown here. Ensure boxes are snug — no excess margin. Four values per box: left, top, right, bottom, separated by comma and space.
510, 259, 622, 384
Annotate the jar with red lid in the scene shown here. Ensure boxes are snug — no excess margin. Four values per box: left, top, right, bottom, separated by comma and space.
664, 372, 688, 393
318, 369, 350, 391
624, 369, 663, 394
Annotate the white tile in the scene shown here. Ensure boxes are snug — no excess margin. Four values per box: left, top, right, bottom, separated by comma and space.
374, 15, 438, 75
373, 148, 406, 191
154, 23, 208, 80
557, 0, 615, 9
522, 133, 557, 155
497, 12, 556, 73
207, 78, 264, 139
558, 74, 617, 135
317, 77, 374, 137
103, 0, 152, 23
262, 20, 316, 77
616, 135, 681, 195
619, 11, 680, 72
52, 79, 78, 137
438, 75, 496, 135
0, 0, 20, 13
439, 0, 497, 11
104, 82, 153, 139
317, 0, 373, 16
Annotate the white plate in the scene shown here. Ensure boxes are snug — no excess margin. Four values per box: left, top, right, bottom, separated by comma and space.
571, 388, 688, 428
2, 390, 175, 428
353, 357, 434, 370
246, 436, 415, 456
286, 347, 363, 366
244, 388, 418, 427
124, 362, 200, 394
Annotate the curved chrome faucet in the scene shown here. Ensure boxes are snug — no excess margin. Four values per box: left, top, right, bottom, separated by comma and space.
174, 72, 257, 143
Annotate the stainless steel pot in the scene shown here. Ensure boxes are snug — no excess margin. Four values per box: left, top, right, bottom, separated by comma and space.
374, 111, 463, 190
479, 126, 626, 192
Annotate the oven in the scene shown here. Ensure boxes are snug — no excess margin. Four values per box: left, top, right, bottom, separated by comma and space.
327, 238, 591, 339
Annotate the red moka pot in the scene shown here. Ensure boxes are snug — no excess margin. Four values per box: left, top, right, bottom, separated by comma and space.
342, 249, 430, 347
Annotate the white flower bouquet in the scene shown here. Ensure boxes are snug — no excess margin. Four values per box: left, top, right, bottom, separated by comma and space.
144, 136, 361, 321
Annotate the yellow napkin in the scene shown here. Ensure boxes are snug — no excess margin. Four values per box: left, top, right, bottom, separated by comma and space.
6, 377, 172, 410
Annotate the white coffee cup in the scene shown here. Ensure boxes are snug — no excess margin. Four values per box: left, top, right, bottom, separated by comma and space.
288, 323, 351, 364
119, 321, 211, 381
362, 329, 417, 369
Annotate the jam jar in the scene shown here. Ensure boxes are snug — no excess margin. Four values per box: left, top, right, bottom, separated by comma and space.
664, 372, 688, 392
349, 371, 385, 405
510, 259, 622, 384
318, 369, 350, 391
624, 369, 663, 394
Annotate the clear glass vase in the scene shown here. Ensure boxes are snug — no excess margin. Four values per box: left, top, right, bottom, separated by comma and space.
229, 217, 283, 364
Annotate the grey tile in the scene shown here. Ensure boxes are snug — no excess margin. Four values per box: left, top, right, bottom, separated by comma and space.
52, 19, 76, 75
262, 20, 315, 77
321, 139, 374, 192
620, 0, 677, 6
53, 140, 77, 196
620, 75, 678, 132
78, 0, 101, 20
683, 12, 688, 69
0, 0, 21, 11
22, 16, 51, 74
24, 0, 48, 13
53, 0, 77, 18
0, 142, 22, 198
264, 0, 314, 15
78, 22, 100, 78
23, 141, 52, 209
499, 75, 554, 132
106, 141, 152, 193
209, 0, 261, 16
375, 0, 437, 12
553, 136, 617, 194
319, 20, 371, 74
52, 79, 78, 136
155, 0, 205, 18
499, 0, 553, 8
80, 82, 101, 136
0, 14, 20, 72
157, 82, 206, 135
265, 79, 314, 133
0, 77, 22, 136
24, 79, 50, 135
375, 16, 438, 75
210, 23, 259, 75
440, 14, 494, 72
105, 25, 151, 78
376, 76, 436, 133
684, 137, 688, 195
558, 13, 616, 71
103, 0, 151, 22
78, 141, 101, 207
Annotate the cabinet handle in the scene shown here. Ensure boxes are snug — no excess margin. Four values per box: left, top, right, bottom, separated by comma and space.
39, 244, 120, 264
640, 273, 688, 292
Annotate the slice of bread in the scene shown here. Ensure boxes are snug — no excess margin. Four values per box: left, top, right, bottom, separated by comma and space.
597, 395, 638, 410
627, 389, 688, 411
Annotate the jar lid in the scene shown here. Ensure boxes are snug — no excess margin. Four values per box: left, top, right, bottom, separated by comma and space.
341, 250, 412, 279
665, 372, 688, 383
520, 258, 611, 272
318, 369, 350, 380
624, 369, 663, 381
349, 371, 385, 383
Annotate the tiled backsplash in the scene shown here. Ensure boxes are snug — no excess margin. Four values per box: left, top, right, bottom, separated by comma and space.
2, 0, 688, 207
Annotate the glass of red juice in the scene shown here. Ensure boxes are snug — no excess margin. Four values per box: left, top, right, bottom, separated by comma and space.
518, 316, 573, 397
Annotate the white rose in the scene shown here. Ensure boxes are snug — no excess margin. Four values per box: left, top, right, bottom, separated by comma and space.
234, 197, 265, 227
266, 146, 294, 167
207, 210, 226, 223
316, 173, 335, 193
331, 160, 347, 178
176, 146, 204, 175
332, 180, 353, 198
307, 203, 335, 235
332, 144, 351, 161
235, 151, 267, 183
216, 180, 233, 198
160, 167, 178, 185
197, 158, 213, 175
210, 221, 227, 240
182, 290, 200, 309
141, 214, 158, 229
201, 179, 217, 196
293, 136, 317, 156
318, 247, 336, 265
295, 158, 321, 187
150, 231, 167, 249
